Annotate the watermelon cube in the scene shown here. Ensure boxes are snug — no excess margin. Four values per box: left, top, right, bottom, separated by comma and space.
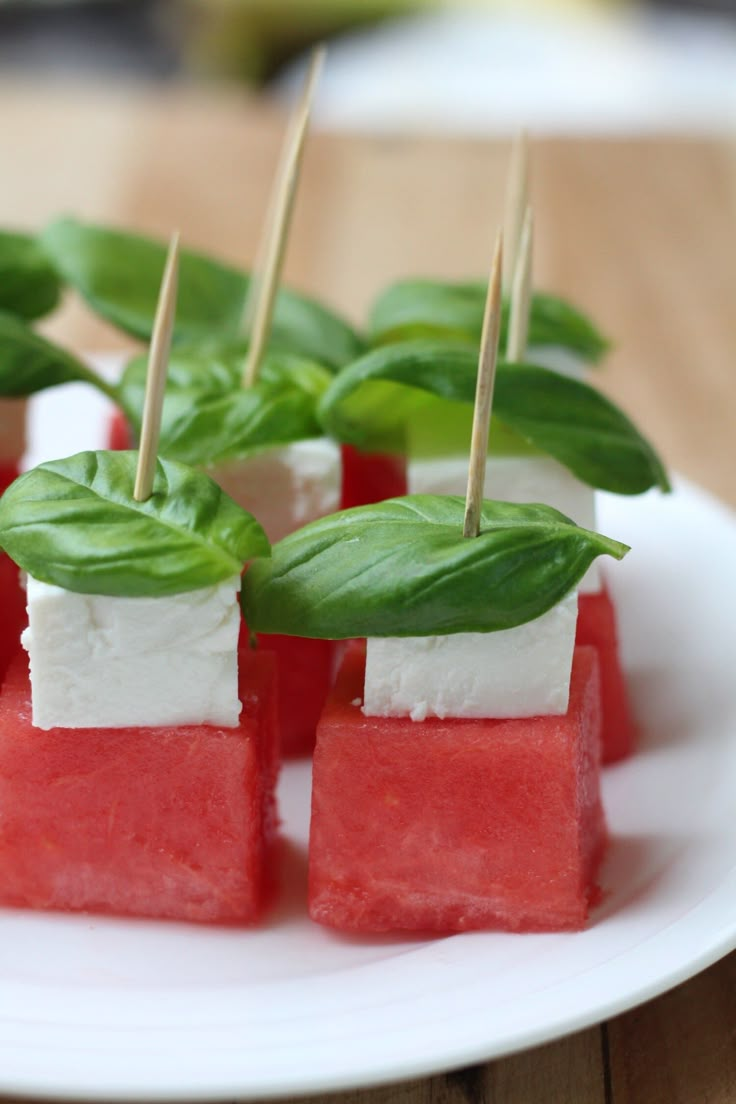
577, 587, 636, 763
309, 641, 605, 933
0, 649, 280, 923
239, 623, 336, 758
340, 444, 407, 508
0, 553, 25, 686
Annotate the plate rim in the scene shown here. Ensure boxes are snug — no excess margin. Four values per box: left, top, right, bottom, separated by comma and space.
5, 426, 736, 1101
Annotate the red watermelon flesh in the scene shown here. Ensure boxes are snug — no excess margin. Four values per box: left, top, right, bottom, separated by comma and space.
309, 641, 605, 933
0, 463, 19, 495
239, 623, 336, 758
340, 444, 407, 508
106, 409, 133, 451
0, 649, 280, 924
577, 587, 636, 764
0, 554, 25, 686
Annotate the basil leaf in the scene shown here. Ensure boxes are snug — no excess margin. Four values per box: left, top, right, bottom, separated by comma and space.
0, 312, 117, 399
369, 279, 609, 364
120, 342, 330, 422
318, 340, 670, 494
40, 218, 363, 368
242, 495, 628, 639
158, 389, 324, 467
0, 231, 61, 320
494, 364, 671, 494
0, 451, 269, 597
120, 345, 331, 465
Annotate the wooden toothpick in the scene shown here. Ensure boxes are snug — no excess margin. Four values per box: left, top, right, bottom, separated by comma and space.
463, 231, 503, 539
241, 45, 325, 387
505, 204, 533, 363
502, 129, 529, 288
133, 231, 180, 502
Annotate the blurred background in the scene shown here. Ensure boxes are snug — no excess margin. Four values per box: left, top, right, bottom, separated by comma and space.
1, 0, 735, 134
3, 0, 734, 504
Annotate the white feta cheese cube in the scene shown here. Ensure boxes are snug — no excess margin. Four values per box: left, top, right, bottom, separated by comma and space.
0, 398, 27, 465
207, 439, 341, 544
363, 590, 578, 721
525, 345, 587, 380
21, 575, 242, 730
408, 453, 600, 593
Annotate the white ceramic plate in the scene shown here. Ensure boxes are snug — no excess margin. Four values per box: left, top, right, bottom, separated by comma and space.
4, 383, 735, 1101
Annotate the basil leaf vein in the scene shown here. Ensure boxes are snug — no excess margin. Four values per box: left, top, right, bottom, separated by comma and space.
318, 340, 670, 494
120, 346, 332, 465
242, 495, 628, 638
0, 451, 269, 596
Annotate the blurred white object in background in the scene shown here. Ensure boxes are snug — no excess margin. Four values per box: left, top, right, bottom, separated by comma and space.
280, 4, 736, 133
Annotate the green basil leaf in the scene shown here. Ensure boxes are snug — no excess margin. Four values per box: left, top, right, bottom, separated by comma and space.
0, 231, 62, 320
0, 451, 269, 596
120, 345, 331, 464
493, 364, 671, 494
369, 279, 609, 363
242, 495, 628, 639
158, 388, 324, 467
0, 312, 117, 399
318, 340, 670, 494
120, 342, 330, 422
40, 218, 363, 368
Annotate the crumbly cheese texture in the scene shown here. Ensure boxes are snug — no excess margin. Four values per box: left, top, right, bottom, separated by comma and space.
408, 453, 600, 593
363, 591, 578, 721
207, 439, 341, 545
21, 575, 242, 731
0, 398, 27, 464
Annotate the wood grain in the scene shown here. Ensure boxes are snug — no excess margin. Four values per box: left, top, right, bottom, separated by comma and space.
3, 85, 732, 502
233, 1028, 604, 1103
608, 954, 736, 1104
0, 82, 734, 1104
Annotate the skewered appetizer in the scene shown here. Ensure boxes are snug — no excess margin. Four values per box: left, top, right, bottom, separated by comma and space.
244, 243, 630, 933
0, 237, 283, 924
243, 493, 628, 931
0, 449, 277, 923
0, 257, 393, 757
318, 307, 667, 764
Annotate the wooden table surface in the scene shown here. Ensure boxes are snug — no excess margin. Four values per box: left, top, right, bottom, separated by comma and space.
2, 82, 735, 1104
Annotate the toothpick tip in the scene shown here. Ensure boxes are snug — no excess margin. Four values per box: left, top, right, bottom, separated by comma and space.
240, 42, 324, 388
505, 204, 534, 364
503, 131, 531, 286
463, 226, 505, 539
133, 231, 180, 502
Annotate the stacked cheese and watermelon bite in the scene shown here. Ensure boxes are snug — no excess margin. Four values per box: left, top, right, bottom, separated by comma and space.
361, 180, 657, 766
318, 327, 669, 764
30, 214, 403, 757
0, 449, 279, 924
243, 494, 630, 932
